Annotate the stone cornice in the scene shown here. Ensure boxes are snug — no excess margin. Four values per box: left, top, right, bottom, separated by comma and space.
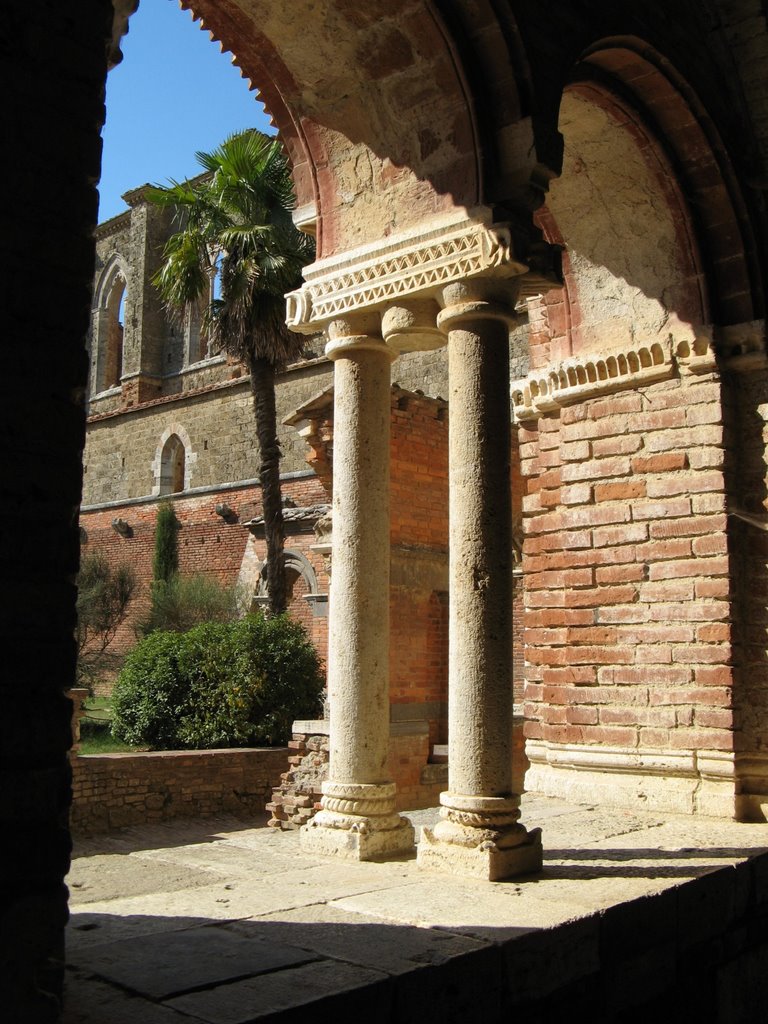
286, 211, 528, 331
511, 334, 719, 421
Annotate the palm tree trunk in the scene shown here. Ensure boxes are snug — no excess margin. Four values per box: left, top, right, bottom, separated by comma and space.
248, 354, 287, 615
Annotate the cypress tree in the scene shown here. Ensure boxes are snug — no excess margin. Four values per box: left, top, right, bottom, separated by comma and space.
153, 501, 179, 585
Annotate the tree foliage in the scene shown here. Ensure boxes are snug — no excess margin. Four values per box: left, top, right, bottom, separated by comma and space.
148, 131, 315, 615
76, 553, 136, 686
140, 572, 244, 636
112, 613, 324, 750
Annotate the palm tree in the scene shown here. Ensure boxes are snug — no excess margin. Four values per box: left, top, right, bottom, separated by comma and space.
148, 130, 315, 615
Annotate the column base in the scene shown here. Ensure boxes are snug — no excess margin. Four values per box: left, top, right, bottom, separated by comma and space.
418, 823, 542, 881
301, 815, 415, 861
299, 781, 415, 861
417, 792, 542, 881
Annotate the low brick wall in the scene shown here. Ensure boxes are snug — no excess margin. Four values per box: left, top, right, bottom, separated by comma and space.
71, 747, 289, 833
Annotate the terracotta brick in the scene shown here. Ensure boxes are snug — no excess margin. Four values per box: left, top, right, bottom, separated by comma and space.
686, 403, 723, 426
560, 482, 593, 505
638, 579, 695, 602
595, 564, 646, 584
635, 645, 673, 664
580, 725, 638, 746
667, 729, 733, 751
695, 708, 734, 729
540, 666, 598, 685
591, 434, 644, 457
588, 393, 644, 418
671, 644, 731, 664
692, 492, 727, 513
598, 665, 690, 686
594, 480, 646, 501
561, 456, 631, 482
647, 600, 728, 621
526, 567, 594, 590
648, 556, 729, 580
561, 440, 590, 461
639, 538, 694, 561
596, 605, 647, 624
692, 534, 729, 556
525, 608, 595, 627
695, 578, 731, 599
649, 514, 727, 538
564, 585, 638, 607
645, 471, 724, 497
644, 424, 723, 452
694, 666, 734, 686
632, 497, 692, 520
632, 453, 687, 474
567, 706, 599, 725
592, 522, 648, 547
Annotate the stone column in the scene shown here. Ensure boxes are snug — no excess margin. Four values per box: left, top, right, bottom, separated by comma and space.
418, 278, 542, 880
300, 315, 414, 860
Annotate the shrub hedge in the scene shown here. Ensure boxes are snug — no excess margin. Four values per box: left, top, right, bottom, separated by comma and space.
111, 613, 323, 750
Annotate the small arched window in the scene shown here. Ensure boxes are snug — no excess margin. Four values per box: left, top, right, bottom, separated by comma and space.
104, 273, 126, 388
159, 434, 186, 495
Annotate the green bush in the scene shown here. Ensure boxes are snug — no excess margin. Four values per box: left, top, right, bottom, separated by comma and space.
139, 572, 244, 636
112, 613, 323, 750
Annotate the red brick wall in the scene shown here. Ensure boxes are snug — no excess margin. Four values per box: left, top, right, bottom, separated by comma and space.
80, 473, 329, 666
519, 374, 735, 760
390, 393, 448, 548
389, 392, 449, 744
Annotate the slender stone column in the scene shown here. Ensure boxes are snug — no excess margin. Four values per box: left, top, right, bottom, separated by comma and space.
300, 315, 414, 860
418, 279, 542, 880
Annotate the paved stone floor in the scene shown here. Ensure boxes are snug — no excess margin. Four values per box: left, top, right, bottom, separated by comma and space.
64, 795, 768, 1022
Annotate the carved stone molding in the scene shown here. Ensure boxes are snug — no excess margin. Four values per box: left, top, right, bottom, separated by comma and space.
512, 339, 674, 420
511, 331, 728, 421
286, 211, 528, 331
526, 739, 737, 817
511, 325, 767, 421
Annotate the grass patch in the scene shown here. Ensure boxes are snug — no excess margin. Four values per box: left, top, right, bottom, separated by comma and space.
79, 732, 140, 755
78, 703, 144, 754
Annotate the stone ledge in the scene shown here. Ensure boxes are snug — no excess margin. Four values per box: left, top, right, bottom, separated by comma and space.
511, 333, 723, 421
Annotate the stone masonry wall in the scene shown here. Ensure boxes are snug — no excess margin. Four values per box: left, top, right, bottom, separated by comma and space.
83, 360, 334, 505
71, 747, 289, 834
520, 370, 736, 816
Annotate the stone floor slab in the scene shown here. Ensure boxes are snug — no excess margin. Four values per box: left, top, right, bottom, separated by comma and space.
69, 925, 319, 1000
63, 795, 768, 1022
165, 960, 391, 1024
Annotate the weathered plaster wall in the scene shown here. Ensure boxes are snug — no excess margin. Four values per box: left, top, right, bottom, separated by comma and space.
546, 89, 702, 358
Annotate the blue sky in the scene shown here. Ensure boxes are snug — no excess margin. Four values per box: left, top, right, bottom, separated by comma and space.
98, 0, 274, 223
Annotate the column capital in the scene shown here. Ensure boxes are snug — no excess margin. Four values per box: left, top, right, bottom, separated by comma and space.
324, 313, 397, 362
381, 298, 443, 353
437, 277, 523, 335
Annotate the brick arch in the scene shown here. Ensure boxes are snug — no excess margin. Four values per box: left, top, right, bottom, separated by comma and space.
576, 38, 763, 325
106, 1, 554, 263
